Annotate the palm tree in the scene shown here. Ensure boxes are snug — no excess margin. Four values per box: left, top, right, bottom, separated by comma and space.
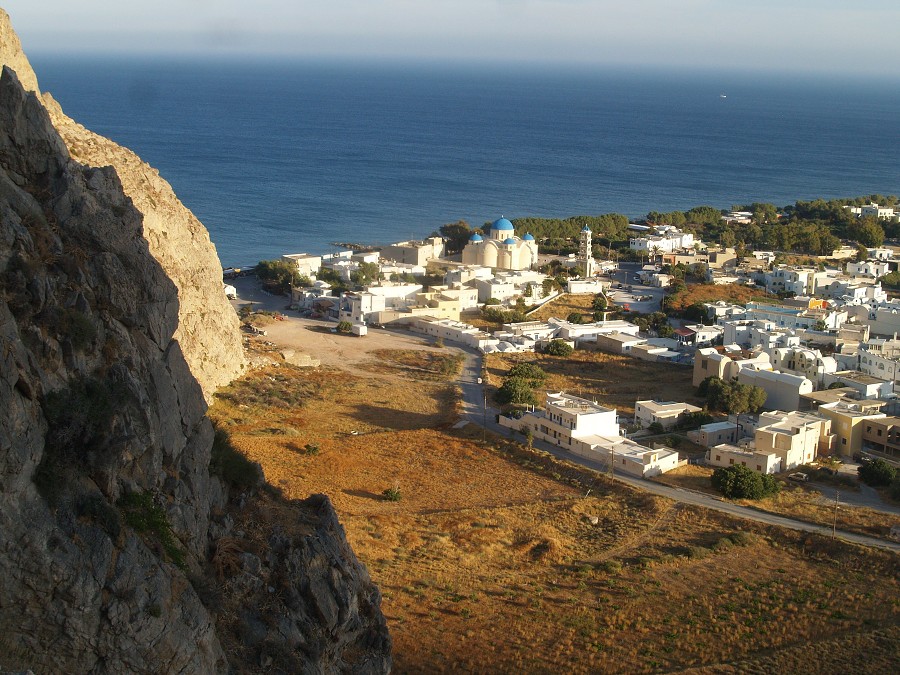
651, 245, 662, 266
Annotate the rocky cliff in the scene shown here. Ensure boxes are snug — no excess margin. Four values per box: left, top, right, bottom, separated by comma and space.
0, 8, 246, 399
0, 9, 389, 674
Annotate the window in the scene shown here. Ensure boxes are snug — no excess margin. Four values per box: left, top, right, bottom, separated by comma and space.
729, 459, 734, 465
841, 438, 847, 446
757, 465, 762, 471
715, 455, 721, 461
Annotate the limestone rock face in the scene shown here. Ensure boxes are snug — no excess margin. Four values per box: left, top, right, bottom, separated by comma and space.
42, 97, 246, 400
0, 8, 38, 94
0, 10, 390, 674
0, 64, 226, 672
0, 8, 246, 399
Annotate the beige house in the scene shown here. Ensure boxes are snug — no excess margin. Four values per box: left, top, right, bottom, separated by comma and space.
635, 400, 703, 431
380, 236, 444, 266
707, 443, 782, 474
754, 411, 833, 470
689, 421, 739, 447
818, 400, 887, 457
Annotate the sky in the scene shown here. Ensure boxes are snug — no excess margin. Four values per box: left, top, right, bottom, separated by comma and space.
5, 1, 900, 77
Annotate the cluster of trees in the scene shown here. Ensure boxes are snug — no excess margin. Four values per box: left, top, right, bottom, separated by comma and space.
625, 311, 673, 337
496, 362, 547, 407
510, 213, 631, 245
712, 464, 780, 500
482, 297, 529, 325
255, 259, 310, 294
439, 194, 896, 264
697, 376, 766, 416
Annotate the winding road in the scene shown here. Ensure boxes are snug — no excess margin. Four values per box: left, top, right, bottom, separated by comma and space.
457, 349, 900, 554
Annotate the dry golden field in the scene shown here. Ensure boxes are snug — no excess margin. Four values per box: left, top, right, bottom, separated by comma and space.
526, 293, 600, 322
657, 465, 900, 540
209, 352, 900, 673
484, 349, 702, 416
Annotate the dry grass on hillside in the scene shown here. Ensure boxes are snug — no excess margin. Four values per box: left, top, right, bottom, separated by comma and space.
666, 283, 773, 313
210, 363, 900, 673
357, 348, 465, 382
485, 350, 701, 416
526, 293, 599, 322
657, 466, 900, 540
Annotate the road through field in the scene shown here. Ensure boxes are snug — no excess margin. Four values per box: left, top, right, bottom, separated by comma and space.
457, 350, 900, 554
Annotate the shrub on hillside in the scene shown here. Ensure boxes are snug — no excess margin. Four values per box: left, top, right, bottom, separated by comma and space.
858, 458, 896, 487
496, 377, 538, 406
545, 339, 573, 357
711, 464, 780, 500
507, 362, 547, 386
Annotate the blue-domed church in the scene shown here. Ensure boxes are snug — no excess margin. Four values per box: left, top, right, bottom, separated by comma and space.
461, 217, 539, 270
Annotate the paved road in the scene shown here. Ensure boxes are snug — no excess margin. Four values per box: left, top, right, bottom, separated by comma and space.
605, 262, 667, 313
457, 350, 900, 553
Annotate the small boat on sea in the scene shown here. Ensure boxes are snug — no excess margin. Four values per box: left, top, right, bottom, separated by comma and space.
720, 93, 727, 99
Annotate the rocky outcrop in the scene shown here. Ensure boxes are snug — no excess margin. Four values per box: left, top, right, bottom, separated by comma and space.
0, 63, 226, 672
43, 98, 246, 399
0, 8, 246, 400
0, 8, 37, 94
0, 9, 390, 674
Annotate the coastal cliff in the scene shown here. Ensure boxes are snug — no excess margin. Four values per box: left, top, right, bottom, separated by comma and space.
0, 8, 390, 673
0, 8, 245, 399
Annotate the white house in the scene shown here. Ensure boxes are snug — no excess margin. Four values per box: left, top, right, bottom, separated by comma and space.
736, 366, 814, 412
858, 338, 900, 389
282, 253, 323, 278
847, 260, 890, 278
501, 392, 682, 477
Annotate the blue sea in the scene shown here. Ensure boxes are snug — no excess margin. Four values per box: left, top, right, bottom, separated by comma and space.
29, 56, 900, 267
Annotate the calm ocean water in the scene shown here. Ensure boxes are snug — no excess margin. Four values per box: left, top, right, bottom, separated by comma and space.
29, 56, 900, 267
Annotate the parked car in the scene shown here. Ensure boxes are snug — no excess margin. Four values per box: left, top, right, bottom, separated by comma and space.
788, 472, 810, 482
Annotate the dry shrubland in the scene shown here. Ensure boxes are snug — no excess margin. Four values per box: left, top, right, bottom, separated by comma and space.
209, 351, 900, 673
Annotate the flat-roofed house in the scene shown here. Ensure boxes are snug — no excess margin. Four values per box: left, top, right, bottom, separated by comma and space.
635, 400, 702, 430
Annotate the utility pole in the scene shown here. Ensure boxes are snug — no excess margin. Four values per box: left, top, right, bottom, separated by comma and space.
477, 377, 486, 445
832, 490, 840, 540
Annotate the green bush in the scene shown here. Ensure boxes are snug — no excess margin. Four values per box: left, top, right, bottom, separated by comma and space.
118, 491, 186, 570
647, 422, 664, 434
496, 377, 537, 406
507, 363, 547, 386
545, 339, 574, 357
336, 320, 353, 333
382, 486, 402, 502
34, 376, 129, 504
858, 458, 896, 487
728, 531, 756, 547
711, 464, 780, 500
890, 477, 900, 501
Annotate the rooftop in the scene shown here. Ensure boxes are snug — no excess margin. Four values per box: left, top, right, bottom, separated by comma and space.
545, 392, 614, 415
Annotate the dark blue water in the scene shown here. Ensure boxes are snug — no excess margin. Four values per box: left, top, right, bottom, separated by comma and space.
29, 56, 900, 267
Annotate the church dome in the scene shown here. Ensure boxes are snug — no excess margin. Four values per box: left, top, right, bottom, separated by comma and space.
503, 237, 517, 245
522, 233, 535, 241
469, 233, 483, 242
581, 225, 592, 233
492, 217, 514, 232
